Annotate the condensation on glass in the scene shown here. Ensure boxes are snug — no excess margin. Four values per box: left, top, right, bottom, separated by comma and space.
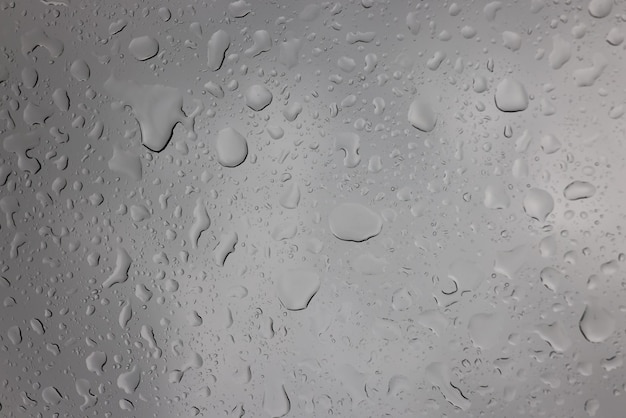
0, 0, 625, 417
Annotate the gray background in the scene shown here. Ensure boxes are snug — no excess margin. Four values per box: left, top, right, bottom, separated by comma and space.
1, 0, 626, 416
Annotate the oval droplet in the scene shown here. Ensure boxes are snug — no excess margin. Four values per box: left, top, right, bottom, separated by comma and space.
215, 127, 248, 167
128, 36, 159, 61
329, 203, 383, 242
564, 181, 596, 200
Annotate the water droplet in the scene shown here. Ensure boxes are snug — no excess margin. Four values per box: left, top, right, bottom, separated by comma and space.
128, 36, 159, 61
588, 0, 612, 18
207, 29, 230, 71
408, 98, 437, 132
102, 247, 132, 288
535, 321, 572, 353
215, 127, 248, 167
523, 188, 554, 221
276, 270, 320, 311
495, 78, 529, 112
329, 203, 382, 242
214, 231, 238, 267
245, 84, 273, 111
579, 302, 616, 343
117, 365, 141, 394
564, 181, 596, 200
42, 386, 62, 405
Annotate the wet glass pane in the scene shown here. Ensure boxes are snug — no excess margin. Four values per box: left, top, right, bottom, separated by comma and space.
1, 0, 625, 416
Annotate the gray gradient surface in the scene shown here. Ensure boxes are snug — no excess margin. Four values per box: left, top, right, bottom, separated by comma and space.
1, 0, 626, 416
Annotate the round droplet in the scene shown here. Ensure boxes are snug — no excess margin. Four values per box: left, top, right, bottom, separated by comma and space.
158, 7, 171, 21
588, 0, 612, 18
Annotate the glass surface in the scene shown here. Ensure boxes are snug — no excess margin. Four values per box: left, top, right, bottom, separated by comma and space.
1, 0, 625, 416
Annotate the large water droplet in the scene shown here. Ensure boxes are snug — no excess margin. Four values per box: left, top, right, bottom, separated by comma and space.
328, 203, 382, 242
215, 127, 248, 167
564, 181, 596, 200
579, 302, 616, 343
523, 188, 554, 221
245, 84, 273, 111
495, 78, 529, 112
408, 98, 437, 132
129, 35, 159, 61
276, 270, 320, 310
